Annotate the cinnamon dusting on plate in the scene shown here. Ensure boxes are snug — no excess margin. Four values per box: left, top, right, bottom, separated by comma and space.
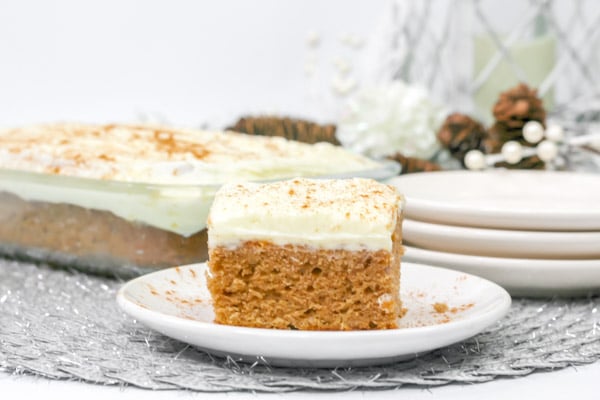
432, 302, 449, 313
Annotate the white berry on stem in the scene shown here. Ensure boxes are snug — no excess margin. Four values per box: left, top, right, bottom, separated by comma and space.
501, 141, 523, 164
537, 140, 559, 162
545, 123, 565, 142
464, 150, 486, 170
523, 120, 545, 144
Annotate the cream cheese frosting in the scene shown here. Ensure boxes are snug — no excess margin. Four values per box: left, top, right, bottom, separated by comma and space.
0, 123, 380, 184
0, 123, 385, 236
208, 178, 403, 251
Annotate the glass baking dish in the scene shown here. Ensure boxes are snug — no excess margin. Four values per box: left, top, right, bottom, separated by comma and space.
0, 161, 400, 277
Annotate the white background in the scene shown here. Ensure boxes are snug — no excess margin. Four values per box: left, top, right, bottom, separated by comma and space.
0, 0, 386, 128
2, 1, 598, 128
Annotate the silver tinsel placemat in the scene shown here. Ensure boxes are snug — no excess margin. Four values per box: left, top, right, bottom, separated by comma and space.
1, 258, 599, 392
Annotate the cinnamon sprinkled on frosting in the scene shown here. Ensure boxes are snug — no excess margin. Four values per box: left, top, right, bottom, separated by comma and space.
0, 123, 379, 184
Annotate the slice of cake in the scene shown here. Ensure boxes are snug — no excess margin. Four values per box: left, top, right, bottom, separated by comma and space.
207, 178, 404, 330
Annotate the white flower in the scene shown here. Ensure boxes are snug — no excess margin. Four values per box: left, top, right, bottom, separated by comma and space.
337, 81, 447, 159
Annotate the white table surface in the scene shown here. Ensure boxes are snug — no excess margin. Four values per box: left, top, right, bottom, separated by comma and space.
2, 361, 599, 399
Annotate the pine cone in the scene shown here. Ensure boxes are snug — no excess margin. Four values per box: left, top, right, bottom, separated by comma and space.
485, 84, 546, 170
492, 83, 546, 136
437, 113, 487, 164
495, 156, 545, 170
228, 116, 340, 145
485, 123, 509, 153
387, 153, 441, 174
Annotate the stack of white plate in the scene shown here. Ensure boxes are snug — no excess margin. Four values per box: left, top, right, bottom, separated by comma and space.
388, 170, 600, 297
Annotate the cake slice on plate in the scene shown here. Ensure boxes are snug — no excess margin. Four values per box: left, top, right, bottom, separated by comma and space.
207, 178, 404, 330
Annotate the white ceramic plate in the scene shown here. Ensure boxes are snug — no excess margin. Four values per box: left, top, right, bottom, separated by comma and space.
404, 245, 600, 297
388, 170, 600, 231
117, 262, 510, 367
403, 219, 600, 259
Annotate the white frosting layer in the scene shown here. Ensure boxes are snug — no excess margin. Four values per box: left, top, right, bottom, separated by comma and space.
208, 178, 403, 251
0, 124, 382, 236
0, 124, 379, 184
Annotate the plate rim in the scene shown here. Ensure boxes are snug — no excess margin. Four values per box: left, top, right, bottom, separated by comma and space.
404, 245, 600, 269
403, 245, 600, 296
388, 170, 600, 230
116, 262, 511, 364
403, 218, 600, 258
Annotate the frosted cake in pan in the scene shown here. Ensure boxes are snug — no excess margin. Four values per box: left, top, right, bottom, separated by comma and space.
0, 123, 392, 275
